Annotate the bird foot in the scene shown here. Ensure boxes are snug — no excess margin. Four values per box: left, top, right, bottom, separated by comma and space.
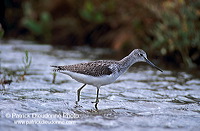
75, 101, 79, 105
74, 101, 82, 108
91, 101, 99, 104
74, 104, 82, 108
91, 101, 99, 110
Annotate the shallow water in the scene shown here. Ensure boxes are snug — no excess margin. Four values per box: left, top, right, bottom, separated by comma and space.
0, 40, 200, 131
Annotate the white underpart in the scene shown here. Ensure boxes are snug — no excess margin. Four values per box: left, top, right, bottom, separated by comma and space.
60, 70, 120, 87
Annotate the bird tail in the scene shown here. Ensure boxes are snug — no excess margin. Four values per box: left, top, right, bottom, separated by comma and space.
51, 65, 64, 72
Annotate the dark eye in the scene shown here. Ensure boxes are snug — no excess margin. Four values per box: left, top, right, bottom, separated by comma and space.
139, 53, 143, 56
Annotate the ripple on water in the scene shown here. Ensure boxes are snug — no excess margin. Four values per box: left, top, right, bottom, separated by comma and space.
1, 40, 200, 131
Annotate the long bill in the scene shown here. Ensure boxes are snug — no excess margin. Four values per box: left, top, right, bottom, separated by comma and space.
143, 57, 163, 72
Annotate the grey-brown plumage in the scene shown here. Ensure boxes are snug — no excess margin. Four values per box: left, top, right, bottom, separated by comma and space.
51, 60, 118, 77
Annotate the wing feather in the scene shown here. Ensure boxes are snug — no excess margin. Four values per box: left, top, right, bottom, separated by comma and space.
51, 60, 117, 77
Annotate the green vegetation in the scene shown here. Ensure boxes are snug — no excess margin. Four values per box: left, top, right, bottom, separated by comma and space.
22, 1, 52, 42
22, 50, 32, 75
0, 68, 13, 90
0, 50, 32, 89
80, 1, 105, 23
150, 1, 200, 68
0, 25, 4, 38
52, 72, 57, 84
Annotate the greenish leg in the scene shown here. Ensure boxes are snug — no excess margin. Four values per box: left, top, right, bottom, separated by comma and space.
76, 84, 86, 104
94, 87, 100, 109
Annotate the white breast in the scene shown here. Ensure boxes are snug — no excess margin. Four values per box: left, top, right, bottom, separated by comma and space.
60, 71, 120, 87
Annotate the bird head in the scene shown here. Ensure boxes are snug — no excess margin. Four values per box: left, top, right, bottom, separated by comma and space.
132, 49, 163, 72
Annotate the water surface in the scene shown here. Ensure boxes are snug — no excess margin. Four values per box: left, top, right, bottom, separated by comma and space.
0, 40, 200, 131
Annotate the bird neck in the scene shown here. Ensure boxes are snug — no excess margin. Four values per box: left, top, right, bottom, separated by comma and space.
119, 53, 137, 72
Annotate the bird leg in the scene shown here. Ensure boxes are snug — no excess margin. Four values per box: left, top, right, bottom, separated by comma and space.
75, 84, 86, 104
92, 87, 100, 109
